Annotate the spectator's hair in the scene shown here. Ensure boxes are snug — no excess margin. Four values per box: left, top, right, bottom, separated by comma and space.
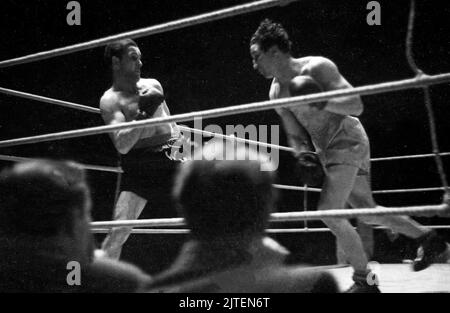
0, 160, 90, 236
104, 38, 138, 67
250, 19, 292, 53
173, 144, 277, 240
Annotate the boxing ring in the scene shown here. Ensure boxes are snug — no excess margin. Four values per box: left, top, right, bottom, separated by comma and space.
1, 0, 449, 292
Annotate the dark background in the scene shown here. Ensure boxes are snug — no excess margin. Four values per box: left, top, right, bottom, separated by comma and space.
0, 0, 449, 274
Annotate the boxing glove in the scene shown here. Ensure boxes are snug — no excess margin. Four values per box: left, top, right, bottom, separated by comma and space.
137, 87, 165, 118
288, 75, 327, 110
294, 151, 325, 187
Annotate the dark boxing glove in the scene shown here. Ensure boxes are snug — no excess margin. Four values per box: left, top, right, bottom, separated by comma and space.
288, 75, 327, 110
294, 151, 325, 187
137, 88, 165, 118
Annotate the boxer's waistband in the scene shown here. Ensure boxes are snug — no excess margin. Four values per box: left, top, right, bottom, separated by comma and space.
132, 136, 181, 153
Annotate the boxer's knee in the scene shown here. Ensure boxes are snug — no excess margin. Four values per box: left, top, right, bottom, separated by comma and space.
322, 217, 350, 232
109, 227, 133, 241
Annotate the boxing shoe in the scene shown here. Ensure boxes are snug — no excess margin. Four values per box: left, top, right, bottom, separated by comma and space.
345, 281, 381, 293
412, 230, 450, 271
345, 270, 381, 293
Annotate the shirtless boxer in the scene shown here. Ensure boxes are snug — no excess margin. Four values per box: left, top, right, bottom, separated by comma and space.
99, 39, 182, 259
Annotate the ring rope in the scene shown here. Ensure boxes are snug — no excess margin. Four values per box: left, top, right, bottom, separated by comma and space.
91, 224, 450, 235
406, 0, 422, 76
273, 184, 321, 193
0, 154, 123, 173
1, 73, 450, 149
1, 154, 446, 195
371, 152, 450, 162
0, 87, 100, 114
3, 86, 450, 163
0, 0, 297, 69
405, 0, 449, 195
90, 203, 449, 228
177, 125, 294, 152
0, 87, 295, 152
177, 127, 450, 163
272, 184, 448, 194
373, 187, 447, 194
2, 1, 447, 239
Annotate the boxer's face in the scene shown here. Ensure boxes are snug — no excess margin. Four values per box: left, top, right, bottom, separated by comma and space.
115, 45, 143, 82
250, 43, 274, 79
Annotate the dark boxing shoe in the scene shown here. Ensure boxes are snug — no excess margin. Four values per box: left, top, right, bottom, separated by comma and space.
412, 230, 450, 271
345, 281, 381, 293
345, 270, 381, 293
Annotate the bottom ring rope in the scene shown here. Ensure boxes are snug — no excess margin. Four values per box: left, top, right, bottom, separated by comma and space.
91, 203, 450, 228
91, 225, 450, 235
273, 184, 447, 194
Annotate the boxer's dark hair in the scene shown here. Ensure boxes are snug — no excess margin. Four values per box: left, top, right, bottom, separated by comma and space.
104, 38, 138, 67
250, 19, 292, 53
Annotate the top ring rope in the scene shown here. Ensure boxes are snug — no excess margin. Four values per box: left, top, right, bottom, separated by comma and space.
1, 73, 450, 149
0, 0, 297, 69
2, 86, 450, 163
0, 86, 293, 151
405, 0, 449, 195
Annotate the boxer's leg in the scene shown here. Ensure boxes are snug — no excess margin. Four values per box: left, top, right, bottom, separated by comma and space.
101, 191, 147, 260
315, 164, 380, 292
353, 176, 449, 271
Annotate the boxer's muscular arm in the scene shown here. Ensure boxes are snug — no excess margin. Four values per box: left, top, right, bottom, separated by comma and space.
100, 94, 144, 155
271, 82, 313, 154
308, 57, 363, 116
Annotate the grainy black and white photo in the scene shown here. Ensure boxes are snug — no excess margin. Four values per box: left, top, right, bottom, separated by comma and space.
0, 0, 449, 300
